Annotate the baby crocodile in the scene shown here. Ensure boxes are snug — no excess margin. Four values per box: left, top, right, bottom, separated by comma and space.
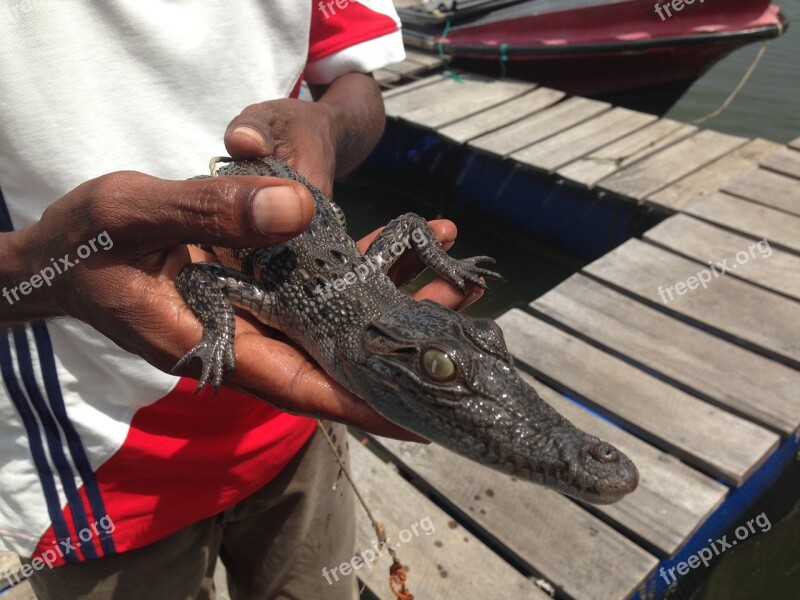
174, 157, 638, 504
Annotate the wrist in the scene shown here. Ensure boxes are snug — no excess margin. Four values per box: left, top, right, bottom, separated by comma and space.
0, 225, 66, 325
315, 73, 385, 177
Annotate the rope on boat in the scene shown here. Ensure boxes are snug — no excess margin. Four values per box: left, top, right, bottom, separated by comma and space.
596, 39, 775, 169
688, 40, 772, 126
437, 18, 463, 83
499, 42, 510, 79
316, 421, 415, 600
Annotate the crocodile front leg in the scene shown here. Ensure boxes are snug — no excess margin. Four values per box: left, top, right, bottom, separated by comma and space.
173, 263, 274, 393
365, 212, 504, 292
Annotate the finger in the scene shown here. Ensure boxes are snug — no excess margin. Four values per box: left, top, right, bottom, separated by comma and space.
412, 279, 484, 309
88, 172, 316, 248
224, 123, 275, 159
230, 333, 428, 442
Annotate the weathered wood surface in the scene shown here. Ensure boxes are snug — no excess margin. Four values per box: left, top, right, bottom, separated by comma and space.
381, 74, 442, 98
686, 192, 800, 255
647, 138, 782, 212
584, 238, 800, 367
380, 59, 427, 77
789, 136, 800, 151
528, 375, 727, 556
556, 119, 696, 188
401, 48, 443, 70
598, 130, 746, 200
373, 68, 401, 85
531, 273, 800, 435
350, 438, 550, 599
374, 436, 658, 600
761, 145, 800, 179
469, 97, 610, 158
645, 214, 800, 302
398, 78, 534, 130
511, 108, 657, 173
497, 310, 780, 485
0, 553, 34, 600
438, 87, 564, 144
722, 167, 800, 217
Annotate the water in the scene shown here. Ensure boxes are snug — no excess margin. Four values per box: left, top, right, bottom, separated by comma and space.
666, 0, 800, 142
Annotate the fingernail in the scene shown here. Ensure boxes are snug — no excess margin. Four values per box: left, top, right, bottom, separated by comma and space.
231, 126, 266, 152
252, 186, 305, 234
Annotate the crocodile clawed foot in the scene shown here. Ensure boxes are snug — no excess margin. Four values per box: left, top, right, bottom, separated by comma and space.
172, 334, 236, 395
444, 256, 505, 293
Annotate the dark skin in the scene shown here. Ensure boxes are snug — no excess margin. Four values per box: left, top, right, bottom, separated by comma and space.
0, 72, 482, 440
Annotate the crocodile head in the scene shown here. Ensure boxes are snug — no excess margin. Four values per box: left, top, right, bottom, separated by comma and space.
353, 300, 639, 504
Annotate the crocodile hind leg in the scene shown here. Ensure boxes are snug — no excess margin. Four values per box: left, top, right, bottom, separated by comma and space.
173, 262, 275, 393
364, 212, 504, 292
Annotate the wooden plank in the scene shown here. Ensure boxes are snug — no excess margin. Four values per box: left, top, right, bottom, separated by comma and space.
526, 374, 727, 556
349, 438, 550, 600
383, 58, 431, 77
402, 47, 444, 70
583, 238, 800, 367
557, 119, 696, 189
438, 87, 564, 144
384, 77, 457, 117
373, 68, 401, 85
0, 553, 35, 600
531, 273, 800, 435
723, 167, 800, 216
686, 192, 800, 255
400, 78, 534, 129
645, 214, 800, 302
375, 437, 658, 600
761, 146, 800, 179
647, 138, 783, 212
469, 97, 611, 158
789, 136, 800, 151
598, 130, 747, 201
381, 74, 443, 99
510, 108, 657, 173
496, 310, 780, 486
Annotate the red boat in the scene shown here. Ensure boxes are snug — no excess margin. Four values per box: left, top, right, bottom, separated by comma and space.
397, 0, 788, 112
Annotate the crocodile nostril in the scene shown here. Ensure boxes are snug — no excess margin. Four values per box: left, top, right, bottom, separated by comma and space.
590, 443, 619, 464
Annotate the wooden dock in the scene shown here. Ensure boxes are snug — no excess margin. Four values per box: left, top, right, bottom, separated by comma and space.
1, 55, 798, 600
351, 60, 800, 600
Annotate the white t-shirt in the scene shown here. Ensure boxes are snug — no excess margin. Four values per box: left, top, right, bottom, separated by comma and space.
0, 0, 403, 564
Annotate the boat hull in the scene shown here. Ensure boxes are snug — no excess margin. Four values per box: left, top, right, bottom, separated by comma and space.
400, 0, 787, 112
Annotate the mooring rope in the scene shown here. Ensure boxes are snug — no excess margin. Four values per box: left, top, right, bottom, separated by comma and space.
316, 421, 414, 600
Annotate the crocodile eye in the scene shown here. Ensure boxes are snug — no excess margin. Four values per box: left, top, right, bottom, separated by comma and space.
422, 349, 456, 382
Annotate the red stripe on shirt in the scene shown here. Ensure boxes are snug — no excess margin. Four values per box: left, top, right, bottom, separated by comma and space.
309, 1, 398, 62
32, 378, 316, 566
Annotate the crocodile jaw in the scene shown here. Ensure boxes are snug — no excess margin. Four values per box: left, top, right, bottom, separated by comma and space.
360, 358, 639, 504
352, 301, 639, 505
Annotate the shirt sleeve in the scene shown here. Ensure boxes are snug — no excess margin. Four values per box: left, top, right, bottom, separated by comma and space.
305, 0, 406, 84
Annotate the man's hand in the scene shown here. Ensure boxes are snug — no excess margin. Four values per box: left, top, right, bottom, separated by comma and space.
0, 171, 475, 441
224, 72, 386, 196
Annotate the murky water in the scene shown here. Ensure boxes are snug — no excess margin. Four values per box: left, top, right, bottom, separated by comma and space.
666, 0, 800, 142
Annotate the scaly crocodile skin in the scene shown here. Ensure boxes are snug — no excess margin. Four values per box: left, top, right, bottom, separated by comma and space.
174, 157, 638, 504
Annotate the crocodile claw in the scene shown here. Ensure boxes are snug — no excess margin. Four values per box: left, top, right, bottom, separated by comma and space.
173, 333, 236, 395
446, 256, 505, 292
